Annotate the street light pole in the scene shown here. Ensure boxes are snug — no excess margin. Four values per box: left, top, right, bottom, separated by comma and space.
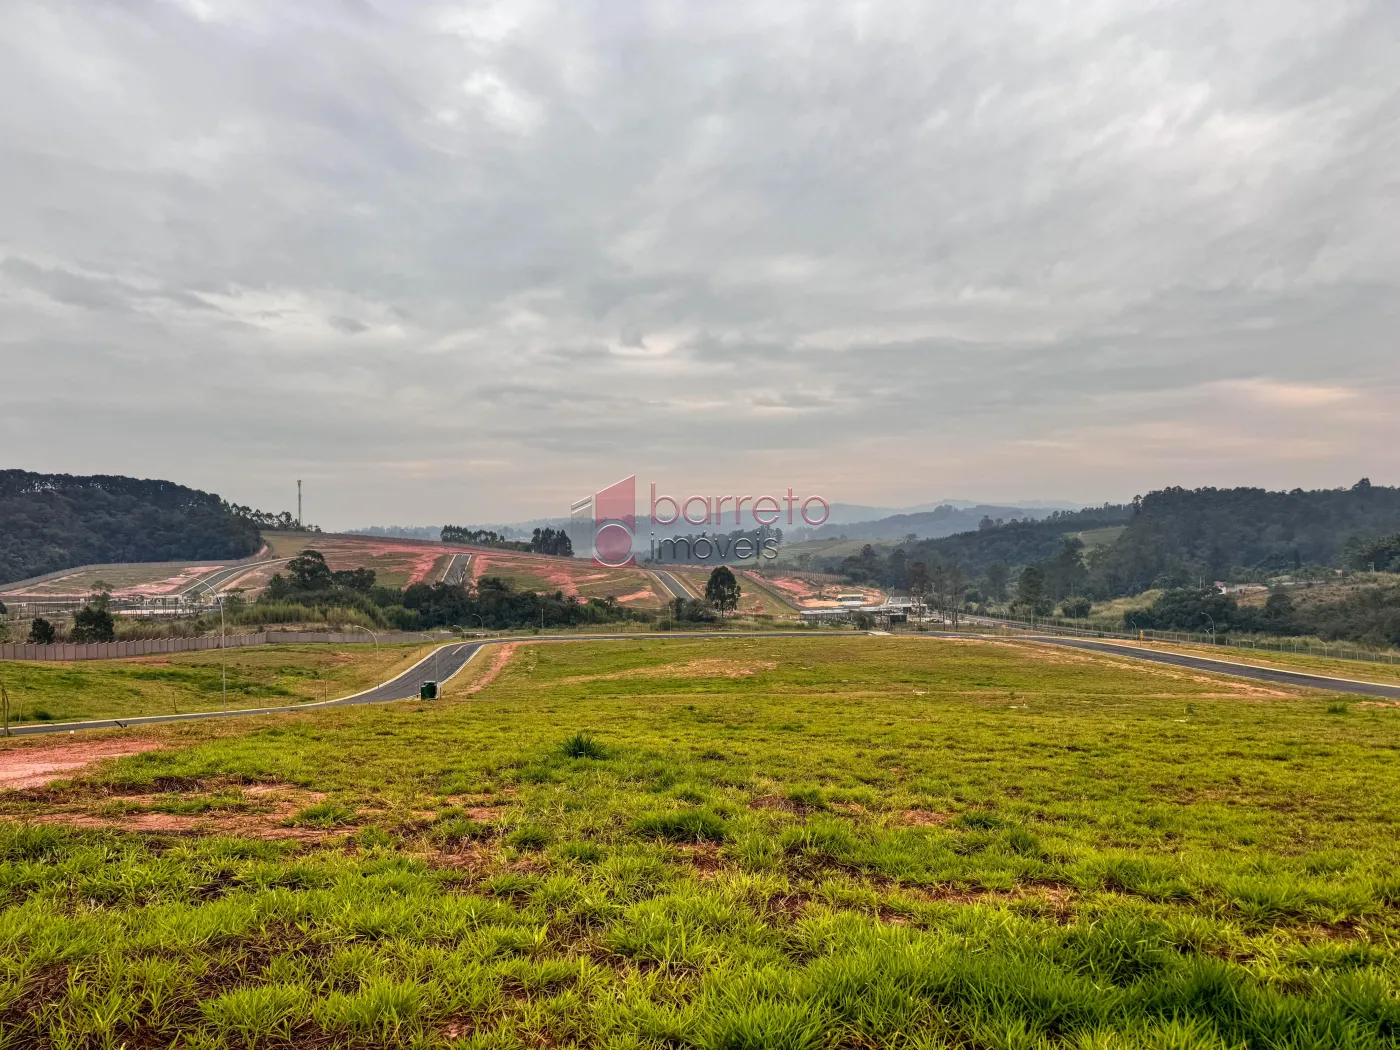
347, 624, 378, 651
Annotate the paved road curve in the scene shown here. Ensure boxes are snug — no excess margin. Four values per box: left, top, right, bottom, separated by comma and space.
1032, 636, 1400, 700
7, 631, 1399, 738
176, 557, 292, 600
4, 642, 486, 737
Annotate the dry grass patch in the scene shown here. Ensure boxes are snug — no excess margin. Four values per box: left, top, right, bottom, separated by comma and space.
560, 657, 778, 684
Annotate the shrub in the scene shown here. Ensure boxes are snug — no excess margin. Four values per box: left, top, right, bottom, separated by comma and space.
632, 809, 729, 843
559, 732, 609, 760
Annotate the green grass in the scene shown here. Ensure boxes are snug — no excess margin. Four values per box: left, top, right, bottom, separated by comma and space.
1, 636, 1399, 1049
0, 643, 438, 723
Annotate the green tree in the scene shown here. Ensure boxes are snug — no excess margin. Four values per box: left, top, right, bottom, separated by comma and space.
1014, 566, 1050, 615
943, 565, 967, 626
287, 549, 334, 591
28, 618, 56, 644
985, 562, 1010, 603
1044, 538, 1088, 600
71, 603, 115, 643
529, 527, 574, 557
907, 561, 931, 611
1060, 595, 1092, 618
331, 568, 377, 593
705, 565, 741, 618
1261, 589, 1296, 630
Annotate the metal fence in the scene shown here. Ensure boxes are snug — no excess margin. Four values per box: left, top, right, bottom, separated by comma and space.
0, 631, 452, 663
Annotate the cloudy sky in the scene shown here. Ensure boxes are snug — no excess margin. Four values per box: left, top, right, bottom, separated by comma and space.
2, 0, 1397, 528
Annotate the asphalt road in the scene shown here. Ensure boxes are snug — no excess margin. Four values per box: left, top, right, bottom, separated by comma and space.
177, 557, 291, 599
1031, 636, 1400, 700
440, 553, 472, 585
4, 642, 485, 737
7, 630, 1399, 738
652, 570, 694, 600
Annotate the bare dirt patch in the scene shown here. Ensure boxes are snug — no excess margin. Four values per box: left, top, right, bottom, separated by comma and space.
749, 794, 819, 815
24, 782, 332, 841
899, 809, 950, 826
674, 842, 723, 876
33, 808, 328, 841
464, 643, 519, 694
0, 738, 163, 790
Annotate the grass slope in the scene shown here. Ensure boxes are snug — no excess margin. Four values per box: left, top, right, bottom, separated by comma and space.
0, 643, 438, 723
2, 636, 1399, 1049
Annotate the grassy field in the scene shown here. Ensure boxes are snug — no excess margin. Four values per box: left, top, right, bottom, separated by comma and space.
0, 643, 439, 723
1, 635, 1398, 1049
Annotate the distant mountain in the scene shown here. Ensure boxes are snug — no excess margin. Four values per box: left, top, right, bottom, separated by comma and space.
818, 498, 1083, 524
793, 504, 1057, 542
0, 470, 263, 586
466, 497, 1082, 539
345, 525, 444, 541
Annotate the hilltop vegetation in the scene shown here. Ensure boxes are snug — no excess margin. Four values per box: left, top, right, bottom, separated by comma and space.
0, 470, 270, 587
821, 481, 1400, 646
829, 480, 1400, 592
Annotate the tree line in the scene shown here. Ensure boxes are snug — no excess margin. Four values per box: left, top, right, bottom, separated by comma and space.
441, 525, 573, 557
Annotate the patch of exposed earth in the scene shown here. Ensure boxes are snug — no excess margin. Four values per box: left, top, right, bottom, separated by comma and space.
0, 738, 164, 790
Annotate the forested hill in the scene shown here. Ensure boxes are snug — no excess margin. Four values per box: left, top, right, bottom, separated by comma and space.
1092, 480, 1400, 592
841, 479, 1400, 597
0, 470, 263, 586
897, 506, 1132, 579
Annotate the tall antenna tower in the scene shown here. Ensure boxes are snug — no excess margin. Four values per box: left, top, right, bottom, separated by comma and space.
297, 480, 302, 528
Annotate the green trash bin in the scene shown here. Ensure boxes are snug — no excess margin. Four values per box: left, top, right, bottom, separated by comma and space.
420, 681, 438, 700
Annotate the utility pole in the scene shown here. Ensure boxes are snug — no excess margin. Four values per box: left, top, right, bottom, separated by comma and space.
297, 480, 302, 528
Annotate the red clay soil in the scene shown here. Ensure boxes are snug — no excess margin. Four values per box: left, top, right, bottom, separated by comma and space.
464, 643, 518, 694
0, 738, 163, 790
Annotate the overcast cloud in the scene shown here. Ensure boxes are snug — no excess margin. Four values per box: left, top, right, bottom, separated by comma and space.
1, 0, 1397, 527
